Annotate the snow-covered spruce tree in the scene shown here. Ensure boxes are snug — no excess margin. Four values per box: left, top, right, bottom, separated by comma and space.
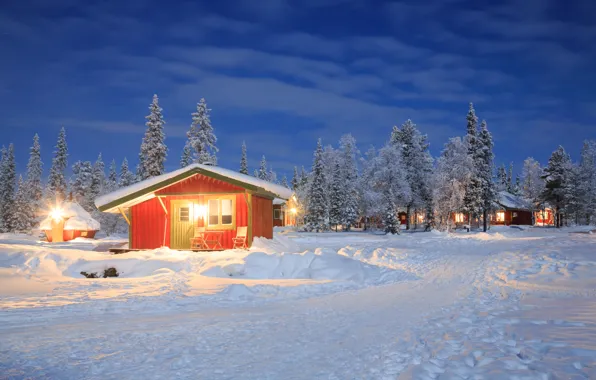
47, 127, 68, 201
239, 141, 248, 175
95, 160, 121, 236
0, 145, 17, 232
11, 176, 30, 232
507, 162, 514, 193
462, 103, 483, 226
432, 137, 474, 231
268, 167, 277, 183
563, 162, 582, 224
258, 156, 268, 180
541, 146, 573, 228
306, 139, 328, 232
390, 120, 433, 229
138, 94, 167, 180
358, 146, 381, 229
253, 169, 258, 178
477, 120, 497, 232
291, 166, 299, 191
281, 175, 289, 188
338, 134, 360, 231
185, 98, 218, 165
373, 143, 410, 234
119, 158, 135, 188
24, 134, 43, 230
382, 190, 400, 234
0, 144, 17, 232
300, 166, 308, 188
328, 160, 344, 231
521, 157, 544, 223
496, 164, 508, 192
70, 161, 93, 206
84, 153, 105, 213
577, 140, 596, 224
322, 145, 339, 214
180, 145, 192, 168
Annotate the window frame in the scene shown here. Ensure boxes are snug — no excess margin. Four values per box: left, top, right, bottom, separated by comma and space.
204, 195, 236, 230
274, 209, 282, 220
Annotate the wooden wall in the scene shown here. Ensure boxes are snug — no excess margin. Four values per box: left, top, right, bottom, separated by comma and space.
252, 195, 273, 239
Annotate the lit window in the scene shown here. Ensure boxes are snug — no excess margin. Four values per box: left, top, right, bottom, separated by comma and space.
206, 196, 236, 229
454, 213, 464, 223
496, 211, 505, 222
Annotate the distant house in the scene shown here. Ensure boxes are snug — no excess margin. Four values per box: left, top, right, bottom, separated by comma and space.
40, 201, 100, 242
95, 164, 292, 250
273, 196, 298, 227
493, 191, 532, 226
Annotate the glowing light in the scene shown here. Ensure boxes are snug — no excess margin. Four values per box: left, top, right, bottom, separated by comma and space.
454, 213, 464, 223
290, 208, 297, 214
496, 211, 505, 222
292, 195, 297, 202
193, 204, 207, 220
50, 207, 64, 222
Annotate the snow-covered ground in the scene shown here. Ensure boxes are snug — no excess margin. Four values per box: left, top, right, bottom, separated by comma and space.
1, 226, 596, 379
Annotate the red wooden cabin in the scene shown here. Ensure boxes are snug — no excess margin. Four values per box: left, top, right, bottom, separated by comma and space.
95, 164, 293, 250
493, 191, 532, 226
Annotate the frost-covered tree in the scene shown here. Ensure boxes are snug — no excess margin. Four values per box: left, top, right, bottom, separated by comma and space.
0, 145, 16, 232
382, 191, 400, 234
47, 127, 68, 201
390, 120, 433, 229
338, 134, 360, 231
541, 146, 573, 228
96, 160, 122, 235
119, 158, 135, 188
253, 169, 258, 178
268, 167, 277, 183
577, 141, 596, 224
70, 161, 93, 206
239, 141, 248, 175
291, 166, 299, 191
258, 156, 268, 180
462, 103, 483, 221
281, 175, 289, 188
328, 160, 343, 231
180, 145, 192, 168
496, 164, 508, 192
300, 166, 308, 188
11, 176, 31, 232
306, 139, 328, 232
85, 153, 105, 212
358, 146, 381, 227
138, 94, 167, 180
477, 120, 497, 231
433, 137, 474, 231
521, 157, 544, 222
185, 98, 218, 165
24, 134, 43, 230
508, 162, 514, 192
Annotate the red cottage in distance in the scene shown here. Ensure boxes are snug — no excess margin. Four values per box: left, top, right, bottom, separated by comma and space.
95, 164, 293, 250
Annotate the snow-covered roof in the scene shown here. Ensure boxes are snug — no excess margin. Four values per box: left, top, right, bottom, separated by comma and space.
495, 191, 530, 210
40, 202, 101, 231
95, 163, 294, 213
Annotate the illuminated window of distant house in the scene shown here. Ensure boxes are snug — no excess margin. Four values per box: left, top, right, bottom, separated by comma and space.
180, 207, 190, 222
454, 213, 464, 223
496, 211, 505, 222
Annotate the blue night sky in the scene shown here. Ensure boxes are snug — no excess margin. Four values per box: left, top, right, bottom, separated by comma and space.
1, 0, 595, 179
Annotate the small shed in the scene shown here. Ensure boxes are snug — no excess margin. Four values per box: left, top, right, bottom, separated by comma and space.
493, 191, 532, 226
95, 164, 293, 250
40, 201, 100, 242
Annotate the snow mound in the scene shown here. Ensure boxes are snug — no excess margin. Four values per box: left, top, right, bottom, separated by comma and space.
202, 249, 400, 284
39, 202, 100, 231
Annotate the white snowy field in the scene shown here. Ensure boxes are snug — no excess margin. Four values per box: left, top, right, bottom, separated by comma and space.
1, 227, 596, 379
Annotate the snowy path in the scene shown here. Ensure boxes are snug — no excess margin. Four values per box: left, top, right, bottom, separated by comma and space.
2, 229, 596, 379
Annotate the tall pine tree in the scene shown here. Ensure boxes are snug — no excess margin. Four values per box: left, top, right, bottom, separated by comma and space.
138, 94, 167, 180
47, 127, 68, 201
185, 98, 218, 165
12, 176, 30, 232
25, 134, 43, 230
291, 166, 299, 191
541, 146, 572, 227
119, 158, 135, 187
462, 103, 483, 225
239, 141, 248, 174
258, 156, 268, 180
180, 145, 192, 168
328, 160, 344, 231
477, 120, 496, 231
338, 134, 360, 231
306, 139, 328, 232
0, 144, 16, 232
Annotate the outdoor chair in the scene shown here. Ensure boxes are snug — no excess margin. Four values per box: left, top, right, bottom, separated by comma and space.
232, 226, 248, 250
190, 226, 208, 250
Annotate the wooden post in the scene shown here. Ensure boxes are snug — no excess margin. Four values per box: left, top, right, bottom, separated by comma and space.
244, 192, 253, 247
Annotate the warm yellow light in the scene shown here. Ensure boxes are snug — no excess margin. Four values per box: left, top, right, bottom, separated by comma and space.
290, 208, 297, 214
292, 195, 297, 202
496, 211, 505, 222
193, 204, 207, 220
50, 208, 64, 221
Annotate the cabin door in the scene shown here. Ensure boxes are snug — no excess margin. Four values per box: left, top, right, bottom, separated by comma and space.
170, 200, 197, 249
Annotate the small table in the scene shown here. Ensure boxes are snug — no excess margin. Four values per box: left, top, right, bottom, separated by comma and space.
190, 231, 224, 250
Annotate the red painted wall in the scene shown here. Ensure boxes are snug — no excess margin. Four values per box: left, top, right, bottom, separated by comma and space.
273, 204, 284, 227
44, 229, 97, 242
130, 173, 252, 250
252, 195, 273, 239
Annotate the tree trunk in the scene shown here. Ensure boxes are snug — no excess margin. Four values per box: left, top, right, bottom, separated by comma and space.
406, 205, 411, 230
483, 209, 488, 232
